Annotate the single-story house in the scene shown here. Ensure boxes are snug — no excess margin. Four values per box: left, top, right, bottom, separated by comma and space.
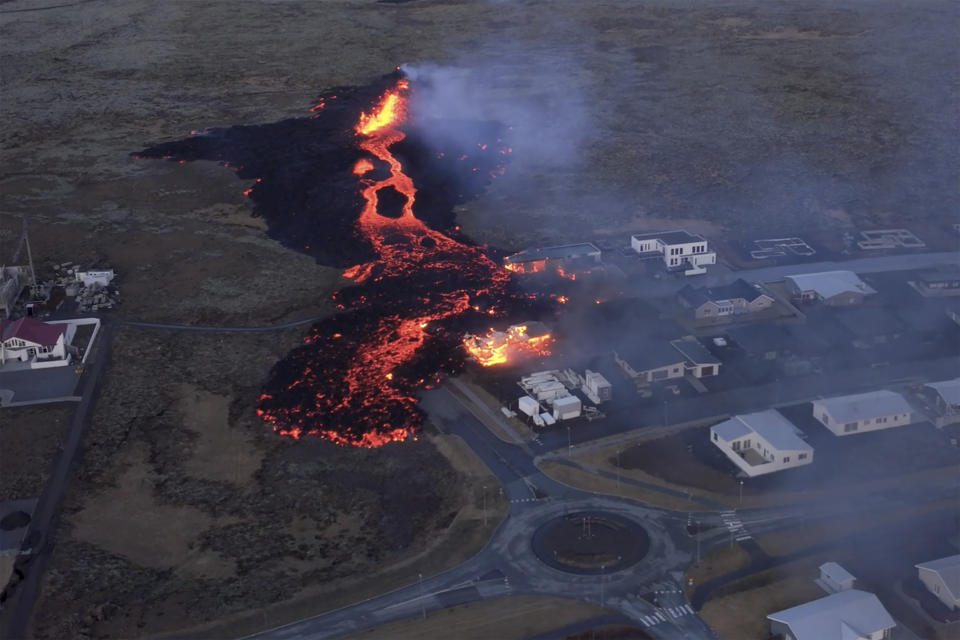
677, 278, 775, 321
614, 341, 686, 384
615, 336, 721, 385
785, 271, 877, 306
503, 243, 601, 274
818, 562, 856, 594
669, 336, 721, 378
727, 324, 793, 360
812, 390, 914, 436
924, 378, 960, 417
710, 410, 813, 477
767, 589, 895, 640
913, 266, 960, 296
916, 554, 960, 611
0, 317, 75, 365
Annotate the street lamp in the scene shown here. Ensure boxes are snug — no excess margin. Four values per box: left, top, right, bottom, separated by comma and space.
418, 572, 425, 619
663, 399, 669, 427
567, 425, 572, 456
616, 448, 621, 490
482, 485, 488, 525
739, 480, 744, 505
695, 520, 700, 564
600, 564, 606, 607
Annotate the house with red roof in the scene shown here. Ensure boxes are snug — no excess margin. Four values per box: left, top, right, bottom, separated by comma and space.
0, 317, 75, 365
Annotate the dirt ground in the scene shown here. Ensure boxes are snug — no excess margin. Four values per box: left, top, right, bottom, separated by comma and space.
346, 595, 612, 640
0, 405, 71, 502
24, 329, 504, 639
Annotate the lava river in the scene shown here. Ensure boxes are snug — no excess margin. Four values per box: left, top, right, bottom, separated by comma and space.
136, 71, 550, 447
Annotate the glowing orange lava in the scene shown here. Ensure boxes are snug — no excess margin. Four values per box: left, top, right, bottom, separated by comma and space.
462, 323, 553, 367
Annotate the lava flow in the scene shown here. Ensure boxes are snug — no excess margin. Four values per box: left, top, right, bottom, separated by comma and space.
136, 70, 553, 447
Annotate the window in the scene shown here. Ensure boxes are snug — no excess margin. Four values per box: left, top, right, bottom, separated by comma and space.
821, 413, 830, 424
844, 423, 858, 433
783, 456, 790, 463
798, 453, 808, 460
713, 432, 718, 441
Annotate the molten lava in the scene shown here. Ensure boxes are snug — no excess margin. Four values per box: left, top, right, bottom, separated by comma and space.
462, 323, 553, 367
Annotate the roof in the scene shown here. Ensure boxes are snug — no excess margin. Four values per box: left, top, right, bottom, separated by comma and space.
504, 243, 601, 264
615, 340, 685, 372
670, 338, 720, 365
815, 390, 913, 423
785, 271, 877, 300
631, 230, 705, 245
727, 324, 792, 355
916, 265, 960, 285
834, 307, 904, 337
767, 590, 895, 640
0, 317, 66, 346
821, 562, 856, 584
925, 378, 960, 406
915, 554, 960, 602
713, 410, 811, 451
678, 279, 767, 308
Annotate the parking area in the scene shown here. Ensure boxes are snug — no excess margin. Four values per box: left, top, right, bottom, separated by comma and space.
0, 367, 81, 407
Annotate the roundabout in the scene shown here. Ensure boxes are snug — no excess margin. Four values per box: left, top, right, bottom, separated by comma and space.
532, 511, 651, 575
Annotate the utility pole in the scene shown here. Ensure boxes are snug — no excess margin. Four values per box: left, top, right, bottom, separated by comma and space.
482, 485, 487, 525
418, 572, 426, 619
600, 565, 605, 608
616, 448, 621, 490
663, 399, 669, 427
695, 520, 701, 564
567, 425, 572, 456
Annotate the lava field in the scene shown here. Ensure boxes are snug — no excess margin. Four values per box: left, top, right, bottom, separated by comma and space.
136, 70, 553, 446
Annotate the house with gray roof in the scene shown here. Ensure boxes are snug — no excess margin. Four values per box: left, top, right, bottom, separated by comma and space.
615, 336, 721, 385
710, 410, 813, 477
916, 554, 960, 611
677, 278, 775, 321
924, 378, 960, 420
767, 589, 895, 640
785, 271, 876, 306
812, 390, 914, 436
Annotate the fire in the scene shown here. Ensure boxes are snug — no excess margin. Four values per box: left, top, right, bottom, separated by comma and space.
257, 74, 518, 447
353, 158, 375, 175
463, 323, 553, 367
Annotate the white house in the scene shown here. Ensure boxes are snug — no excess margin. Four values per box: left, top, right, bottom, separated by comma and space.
812, 390, 914, 436
710, 410, 813, 477
915, 554, 960, 611
0, 317, 75, 365
784, 271, 876, 306
924, 378, 960, 419
630, 230, 716, 276
768, 590, 895, 640
818, 562, 856, 594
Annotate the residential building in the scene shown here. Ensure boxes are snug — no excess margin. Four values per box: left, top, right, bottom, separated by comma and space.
784, 271, 877, 306
818, 562, 856, 594
915, 554, 960, 611
677, 278, 775, 321
669, 336, 720, 378
630, 230, 716, 276
710, 410, 813, 477
912, 266, 960, 296
727, 324, 793, 360
924, 378, 960, 418
614, 341, 686, 384
503, 243, 601, 275
0, 317, 75, 365
812, 390, 914, 436
767, 590, 895, 640
615, 336, 721, 385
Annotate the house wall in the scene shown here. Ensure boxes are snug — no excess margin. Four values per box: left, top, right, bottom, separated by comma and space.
918, 569, 960, 610
615, 353, 684, 384
631, 236, 715, 270
769, 621, 796, 640
690, 362, 719, 378
814, 403, 913, 436
710, 429, 813, 477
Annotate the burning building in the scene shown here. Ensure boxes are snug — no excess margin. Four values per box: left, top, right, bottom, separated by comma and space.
503, 243, 601, 279
462, 321, 552, 367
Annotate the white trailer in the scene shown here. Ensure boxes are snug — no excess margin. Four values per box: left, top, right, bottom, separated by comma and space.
582, 370, 612, 404
553, 395, 582, 421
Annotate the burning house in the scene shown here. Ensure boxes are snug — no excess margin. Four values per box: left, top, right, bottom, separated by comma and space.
503, 243, 601, 279
463, 321, 552, 367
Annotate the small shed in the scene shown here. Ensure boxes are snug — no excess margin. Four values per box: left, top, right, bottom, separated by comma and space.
552, 395, 582, 421
818, 562, 856, 593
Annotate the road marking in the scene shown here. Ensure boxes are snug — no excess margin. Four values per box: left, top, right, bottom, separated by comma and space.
736, 534, 752, 541
683, 604, 694, 614
642, 615, 655, 626
655, 612, 666, 622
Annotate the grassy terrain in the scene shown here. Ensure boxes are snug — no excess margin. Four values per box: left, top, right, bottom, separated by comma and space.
345, 595, 612, 640
0, 405, 71, 501
685, 544, 750, 598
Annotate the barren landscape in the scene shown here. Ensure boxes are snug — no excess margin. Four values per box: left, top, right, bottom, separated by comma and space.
1, 0, 957, 638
